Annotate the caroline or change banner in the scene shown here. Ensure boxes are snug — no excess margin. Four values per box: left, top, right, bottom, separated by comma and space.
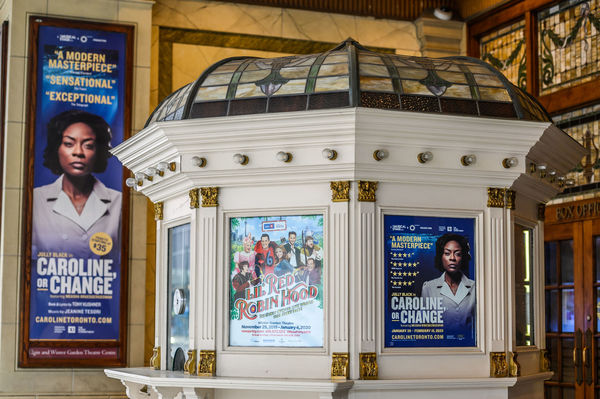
22, 17, 132, 366
229, 215, 324, 347
384, 215, 476, 347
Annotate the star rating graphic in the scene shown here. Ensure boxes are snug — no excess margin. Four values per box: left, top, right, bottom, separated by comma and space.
389, 252, 414, 259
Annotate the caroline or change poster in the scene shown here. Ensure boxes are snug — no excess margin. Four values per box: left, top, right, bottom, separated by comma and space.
229, 215, 324, 347
384, 215, 476, 347
26, 20, 130, 358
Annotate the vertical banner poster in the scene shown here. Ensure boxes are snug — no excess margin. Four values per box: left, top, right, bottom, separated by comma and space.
384, 215, 476, 347
22, 17, 132, 367
229, 215, 324, 347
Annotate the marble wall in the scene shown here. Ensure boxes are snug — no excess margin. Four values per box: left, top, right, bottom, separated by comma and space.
0, 0, 152, 397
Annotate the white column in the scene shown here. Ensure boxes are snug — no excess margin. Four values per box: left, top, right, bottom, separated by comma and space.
485, 206, 509, 353
156, 213, 167, 369
196, 206, 217, 349
350, 195, 376, 379
330, 199, 350, 353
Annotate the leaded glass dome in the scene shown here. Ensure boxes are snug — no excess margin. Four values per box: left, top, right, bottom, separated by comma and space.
146, 39, 550, 127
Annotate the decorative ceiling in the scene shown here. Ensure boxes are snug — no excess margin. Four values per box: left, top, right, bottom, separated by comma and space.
216, 0, 455, 21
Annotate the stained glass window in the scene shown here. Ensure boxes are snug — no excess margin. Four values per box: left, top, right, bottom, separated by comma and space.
480, 20, 527, 90
553, 103, 600, 186
538, 0, 600, 95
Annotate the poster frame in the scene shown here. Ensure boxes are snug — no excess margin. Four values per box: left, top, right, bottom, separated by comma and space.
378, 208, 485, 355
222, 209, 328, 354
0, 21, 7, 245
19, 16, 134, 368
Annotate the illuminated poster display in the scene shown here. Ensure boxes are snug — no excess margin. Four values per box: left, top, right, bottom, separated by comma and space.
384, 215, 476, 347
22, 17, 132, 366
229, 215, 324, 347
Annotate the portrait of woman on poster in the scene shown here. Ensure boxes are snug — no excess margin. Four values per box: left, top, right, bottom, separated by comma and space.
274, 245, 293, 277
421, 233, 475, 334
32, 110, 121, 258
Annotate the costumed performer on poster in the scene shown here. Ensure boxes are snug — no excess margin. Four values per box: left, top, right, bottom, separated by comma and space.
232, 234, 257, 280
300, 234, 323, 267
232, 261, 256, 302
274, 245, 293, 277
255, 233, 278, 278
421, 233, 475, 333
32, 110, 121, 258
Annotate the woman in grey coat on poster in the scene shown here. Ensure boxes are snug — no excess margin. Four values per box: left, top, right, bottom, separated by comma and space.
32, 110, 121, 259
421, 233, 475, 335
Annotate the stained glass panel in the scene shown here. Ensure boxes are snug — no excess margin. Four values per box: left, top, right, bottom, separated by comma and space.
480, 20, 526, 90
553, 103, 600, 186
538, 0, 600, 95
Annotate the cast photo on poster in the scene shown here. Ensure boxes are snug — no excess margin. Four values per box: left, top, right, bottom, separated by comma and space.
229, 215, 324, 348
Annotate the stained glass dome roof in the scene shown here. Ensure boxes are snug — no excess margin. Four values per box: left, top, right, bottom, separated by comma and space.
145, 39, 550, 127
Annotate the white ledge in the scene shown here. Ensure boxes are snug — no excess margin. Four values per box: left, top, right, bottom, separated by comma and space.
105, 367, 354, 392
352, 376, 517, 391
104, 367, 538, 393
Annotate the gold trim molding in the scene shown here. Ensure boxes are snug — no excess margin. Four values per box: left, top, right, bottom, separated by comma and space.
154, 202, 164, 221
358, 181, 378, 202
331, 352, 349, 380
490, 352, 508, 377
198, 350, 216, 376
540, 349, 550, 372
184, 349, 197, 375
487, 188, 505, 208
330, 181, 350, 202
201, 187, 219, 207
505, 189, 516, 210
189, 188, 200, 209
150, 346, 160, 370
359, 352, 378, 380
538, 203, 546, 221
509, 352, 520, 377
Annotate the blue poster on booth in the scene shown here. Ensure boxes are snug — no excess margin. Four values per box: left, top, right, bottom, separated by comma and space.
384, 215, 476, 347
28, 25, 127, 342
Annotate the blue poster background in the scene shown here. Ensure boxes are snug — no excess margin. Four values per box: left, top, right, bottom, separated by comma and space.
29, 25, 127, 341
384, 215, 476, 347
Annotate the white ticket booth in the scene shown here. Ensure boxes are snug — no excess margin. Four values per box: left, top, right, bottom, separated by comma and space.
105, 39, 585, 399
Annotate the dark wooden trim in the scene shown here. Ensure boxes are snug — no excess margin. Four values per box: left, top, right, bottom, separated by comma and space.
524, 11, 539, 96
468, 0, 555, 37
19, 16, 134, 368
539, 79, 600, 115
0, 21, 7, 238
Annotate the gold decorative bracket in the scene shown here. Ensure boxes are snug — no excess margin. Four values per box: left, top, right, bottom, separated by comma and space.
540, 349, 550, 372
150, 346, 161, 370
490, 352, 508, 377
201, 187, 219, 207
330, 181, 350, 202
359, 352, 378, 380
189, 188, 200, 209
331, 352, 349, 380
198, 350, 216, 376
505, 189, 516, 210
509, 352, 520, 377
487, 187, 516, 209
538, 203, 546, 221
358, 181, 378, 202
487, 188, 505, 208
184, 349, 197, 375
154, 202, 164, 221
